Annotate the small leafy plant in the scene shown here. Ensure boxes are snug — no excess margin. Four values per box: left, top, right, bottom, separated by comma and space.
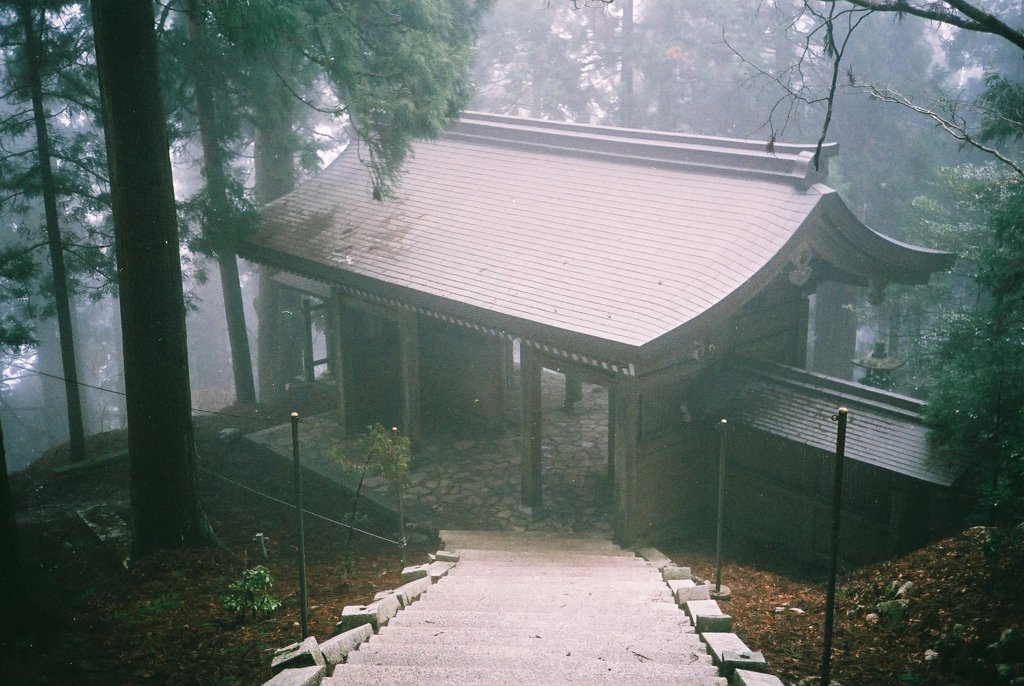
335, 424, 412, 576
221, 565, 281, 619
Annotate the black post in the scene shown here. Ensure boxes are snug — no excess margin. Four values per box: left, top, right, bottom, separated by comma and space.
392, 426, 407, 568
715, 418, 727, 594
821, 407, 849, 686
291, 412, 309, 639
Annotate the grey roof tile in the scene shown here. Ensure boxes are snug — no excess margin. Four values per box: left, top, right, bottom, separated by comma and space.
244, 113, 952, 353
706, 361, 964, 487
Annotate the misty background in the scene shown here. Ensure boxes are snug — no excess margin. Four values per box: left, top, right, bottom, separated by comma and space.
0, 0, 998, 470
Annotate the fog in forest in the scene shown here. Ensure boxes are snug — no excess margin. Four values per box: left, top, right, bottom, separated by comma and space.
0, 0, 999, 471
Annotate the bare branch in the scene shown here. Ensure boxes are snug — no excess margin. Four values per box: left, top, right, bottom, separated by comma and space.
858, 85, 1024, 177
812, 1, 1024, 52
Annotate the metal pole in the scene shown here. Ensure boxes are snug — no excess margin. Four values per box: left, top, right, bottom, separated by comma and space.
291, 411, 309, 639
392, 426, 407, 568
821, 407, 849, 686
715, 418, 727, 594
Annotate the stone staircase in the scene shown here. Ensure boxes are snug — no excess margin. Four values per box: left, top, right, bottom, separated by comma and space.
323, 530, 727, 685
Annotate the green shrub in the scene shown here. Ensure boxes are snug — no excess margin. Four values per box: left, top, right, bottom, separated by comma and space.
221, 565, 281, 619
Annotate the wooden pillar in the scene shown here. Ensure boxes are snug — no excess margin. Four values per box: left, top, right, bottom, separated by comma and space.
502, 338, 515, 424
327, 290, 347, 435
794, 294, 810, 369
398, 309, 421, 444
300, 298, 315, 383
607, 384, 617, 484
563, 373, 583, 412
255, 269, 303, 402
520, 343, 543, 511
612, 377, 640, 542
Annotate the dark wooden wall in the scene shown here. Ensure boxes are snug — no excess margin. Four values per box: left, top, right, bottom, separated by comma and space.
726, 277, 809, 366
718, 426, 957, 565
418, 318, 506, 432
338, 306, 403, 431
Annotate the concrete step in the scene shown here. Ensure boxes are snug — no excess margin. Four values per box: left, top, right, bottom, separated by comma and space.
431, 577, 669, 592
440, 531, 629, 555
452, 550, 649, 565
418, 586, 674, 604
445, 567, 662, 581
323, 663, 727, 685
385, 610, 695, 632
348, 639, 713, 666
367, 624, 705, 648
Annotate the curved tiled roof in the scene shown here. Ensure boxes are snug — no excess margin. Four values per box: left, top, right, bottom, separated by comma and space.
244, 113, 951, 354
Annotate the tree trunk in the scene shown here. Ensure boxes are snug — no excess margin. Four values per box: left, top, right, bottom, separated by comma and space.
20, 0, 86, 462
253, 77, 302, 403
91, 0, 212, 557
0, 417, 25, 636
187, 4, 256, 406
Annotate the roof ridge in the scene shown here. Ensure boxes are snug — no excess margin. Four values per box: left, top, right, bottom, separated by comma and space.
451, 112, 837, 187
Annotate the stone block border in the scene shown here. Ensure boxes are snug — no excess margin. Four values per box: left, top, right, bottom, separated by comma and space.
637, 547, 786, 686
260, 550, 459, 686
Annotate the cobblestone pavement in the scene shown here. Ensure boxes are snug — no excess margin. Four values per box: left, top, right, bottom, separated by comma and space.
247, 370, 613, 536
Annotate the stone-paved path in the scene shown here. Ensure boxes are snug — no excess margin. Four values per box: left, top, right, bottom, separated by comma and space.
246, 370, 612, 536
323, 531, 727, 685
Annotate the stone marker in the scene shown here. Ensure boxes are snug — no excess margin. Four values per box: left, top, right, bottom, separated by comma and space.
721, 649, 767, 676
337, 593, 401, 634
695, 612, 733, 633
271, 636, 324, 674
701, 631, 750, 665
661, 564, 692, 581
428, 560, 454, 581
395, 577, 432, 606
435, 550, 461, 563
401, 563, 429, 582
685, 598, 722, 621
733, 667, 785, 685
670, 579, 711, 604
636, 547, 672, 570
319, 624, 373, 666
261, 664, 325, 686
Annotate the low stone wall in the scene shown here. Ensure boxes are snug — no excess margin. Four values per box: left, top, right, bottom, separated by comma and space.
637, 547, 789, 686
260, 552, 457, 686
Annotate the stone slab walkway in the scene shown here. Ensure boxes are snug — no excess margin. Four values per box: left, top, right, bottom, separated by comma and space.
246, 370, 612, 535
322, 531, 728, 686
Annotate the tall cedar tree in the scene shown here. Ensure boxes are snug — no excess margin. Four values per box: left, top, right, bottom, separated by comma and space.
91, 0, 211, 556
16, 0, 86, 461
184, 2, 256, 406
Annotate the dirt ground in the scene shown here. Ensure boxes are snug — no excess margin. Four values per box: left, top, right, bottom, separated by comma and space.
666, 526, 1024, 685
2, 406, 1022, 685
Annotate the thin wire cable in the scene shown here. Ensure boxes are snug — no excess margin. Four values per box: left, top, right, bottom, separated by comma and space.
6, 362, 276, 425
201, 467, 402, 547
8, 363, 402, 547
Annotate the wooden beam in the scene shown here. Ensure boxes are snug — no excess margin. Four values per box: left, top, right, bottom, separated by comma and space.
328, 290, 347, 435
398, 308, 422, 444
520, 343, 543, 511
607, 384, 617, 485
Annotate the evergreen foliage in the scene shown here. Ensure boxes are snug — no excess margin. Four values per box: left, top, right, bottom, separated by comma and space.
0, 3, 113, 350
925, 173, 1024, 524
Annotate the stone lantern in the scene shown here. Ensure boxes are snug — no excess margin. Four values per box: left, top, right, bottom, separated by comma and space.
853, 341, 905, 390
